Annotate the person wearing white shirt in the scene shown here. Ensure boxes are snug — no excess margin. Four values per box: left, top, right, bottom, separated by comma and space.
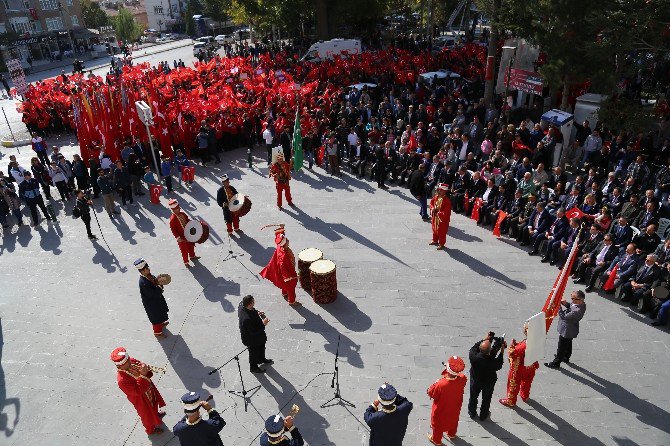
458, 134, 470, 165
9, 162, 26, 184
347, 129, 358, 159
262, 126, 274, 165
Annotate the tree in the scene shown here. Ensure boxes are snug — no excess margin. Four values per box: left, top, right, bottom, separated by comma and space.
80, 0, 110, 29
114, 7, 143, 43
185, 0, 203, 36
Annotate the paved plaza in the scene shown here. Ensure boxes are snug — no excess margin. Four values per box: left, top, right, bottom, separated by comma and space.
1, 137, 669, 446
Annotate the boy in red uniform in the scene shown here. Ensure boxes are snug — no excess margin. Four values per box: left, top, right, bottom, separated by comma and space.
111, 347, 166, 435
269, 153, 294, 209
429, 183, 452, 250
260, 226, 300, 306
168, 198, 200, 267
427, 356, 467, 444
500, 324, 539, 407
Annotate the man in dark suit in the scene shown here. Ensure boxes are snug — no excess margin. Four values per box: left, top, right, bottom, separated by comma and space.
547, 166, 567, 189
619, 194, 642, 222
374, 144, 388, 189
467, 332, 505, 421
452, 166, 472, 213
520, 202, 551, 246
610, 216, 634, 251
544, 217, 580, 266
238, 295, 272, 373
632, 224, 662, 256
511, 193, 536, 240
482, 184, 507, 226
620, 253, 661, 305
425, 155, 444, 195
574, 233, 617, 284
465, 171, 488, 216
597, 243, 641, 292
437, 160, 455, 187
529, 207, 567, 255
634, 202, 659, 230
603, 187, 624, 215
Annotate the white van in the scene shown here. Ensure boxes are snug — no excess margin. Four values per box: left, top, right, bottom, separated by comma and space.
301, 39, 361, 62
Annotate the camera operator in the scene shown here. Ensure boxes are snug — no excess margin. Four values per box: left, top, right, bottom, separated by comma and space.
74, 189, 97, 240
467, 331, 506, 421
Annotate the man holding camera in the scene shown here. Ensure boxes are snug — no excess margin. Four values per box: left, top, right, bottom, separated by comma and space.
74, 189, 97, 240
468, 332, 506, 421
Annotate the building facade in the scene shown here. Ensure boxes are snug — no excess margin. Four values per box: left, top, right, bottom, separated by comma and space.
0, 0, 86, 65
144, 0, 184, 33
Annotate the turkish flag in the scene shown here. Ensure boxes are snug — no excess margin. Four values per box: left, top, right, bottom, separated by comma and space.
471, 198, 483, 221
464, 192, 470, 213
182, 166, 195, 182
493, 210, 507, 237
603, 264, 619, 291
149, 184, 163, 204
565, 207, 586, 220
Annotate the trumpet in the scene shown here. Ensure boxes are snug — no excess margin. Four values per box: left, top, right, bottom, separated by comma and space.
287, 404, 300, 418
131, 362, 166, 375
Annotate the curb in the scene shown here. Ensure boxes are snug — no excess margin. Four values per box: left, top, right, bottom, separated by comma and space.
74, 40, 195, 74
1, 138, 30, 148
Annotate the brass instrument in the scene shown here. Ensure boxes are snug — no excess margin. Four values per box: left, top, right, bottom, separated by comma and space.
287, 404, 300, 418
130, 361, 166, 375
156, 273, 171, 286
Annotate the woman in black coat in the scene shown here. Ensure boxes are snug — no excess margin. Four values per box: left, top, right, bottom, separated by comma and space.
136, 258, 169, 338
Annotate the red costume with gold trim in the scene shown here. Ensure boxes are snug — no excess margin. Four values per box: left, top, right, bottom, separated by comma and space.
168, 203, 196, 264
260, 228, 298, 304
112, 349, 166, 435
427, 357, 467, 442
429, 193, 452, 247
500, 339, 539, 406
270, 159, 293, 208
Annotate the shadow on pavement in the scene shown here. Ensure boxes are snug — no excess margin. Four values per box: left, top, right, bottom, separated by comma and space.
319, 291, 372, 333
516, 400, 606, 445
446, 248, 526, 290
290, 305, 363, 368
0, 319, 20, 437
189, 261, 239, 313
159, 333, 222, 391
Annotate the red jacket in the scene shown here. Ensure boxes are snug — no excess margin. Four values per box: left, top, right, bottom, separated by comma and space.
117, 359, 165, 433
427, 371, 467, 432
260, 246, 297, 289
169, 212, 190, 240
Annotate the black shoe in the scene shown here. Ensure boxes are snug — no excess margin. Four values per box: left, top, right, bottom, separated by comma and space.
573, 277, 582, 284
519, 242, 527, 246
585, 286, 593, 292
651, 320, 665, 326
262, 359, 274, 365
544, 362, 560, 369
528, 250, 537, 255
468, 411, 477, 419
564, 358, 570, 364
541, 257, 550, 263
250, 366, 265, 373
479, 412, 490, 421
549, 260, 557, 266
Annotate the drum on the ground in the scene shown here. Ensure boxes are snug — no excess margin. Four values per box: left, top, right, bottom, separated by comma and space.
184, 219, 210, 244
298, 248, 323, 291
229, 193, 252, 217
309, 259, 337, 304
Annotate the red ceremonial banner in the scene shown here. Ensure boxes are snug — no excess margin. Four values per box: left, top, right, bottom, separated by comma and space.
541, 227, 582, 332
493, 210, 507, 237
471, 198, 483, 221
603, 264, 619, 291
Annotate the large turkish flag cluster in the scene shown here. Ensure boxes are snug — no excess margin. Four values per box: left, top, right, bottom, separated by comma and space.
18, 44, 487, 163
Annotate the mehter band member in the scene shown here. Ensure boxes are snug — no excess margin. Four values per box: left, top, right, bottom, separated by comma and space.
260, 413, 304, 446
173, 391, 226, 446
429, 183, 452, 250
134, 258, 169, 338
168, 198, 200, 267
260, 226, 300, 305
269, 152, 294, 209
427, 355, 467, 444
363, 382, 413, 446
111, 347, 166, 435
500, 323, 539, 407
216, 173, 240, 234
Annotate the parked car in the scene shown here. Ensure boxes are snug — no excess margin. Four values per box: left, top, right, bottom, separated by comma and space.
215, 34, 234, 45
193, 41, 208, 56
195, 36, 216, 45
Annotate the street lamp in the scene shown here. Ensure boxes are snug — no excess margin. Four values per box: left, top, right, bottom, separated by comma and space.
500, 45, 517, 123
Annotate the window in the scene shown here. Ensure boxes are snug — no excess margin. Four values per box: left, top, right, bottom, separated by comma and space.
9, 16, 31, 34
45, 16, 63, 30
153, 5, 163, 14
66, 0, 72, 4
39, 0, 58, 9
70, 15, 77, 26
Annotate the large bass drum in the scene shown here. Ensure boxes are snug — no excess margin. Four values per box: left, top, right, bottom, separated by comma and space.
309, 259, 338, 304
298, 248, 323, 292
229, 194, 252, 217
184, 219, 210, 244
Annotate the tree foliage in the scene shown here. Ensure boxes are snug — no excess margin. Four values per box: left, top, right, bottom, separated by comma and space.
114, 7, 143, 42
185, 0, 203, 36
81, 0, 110, 29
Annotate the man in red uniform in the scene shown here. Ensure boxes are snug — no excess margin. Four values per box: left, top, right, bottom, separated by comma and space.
429, 183, 452, 250
427, 356, 467, 444
111, 347, 166, 435
499, 323, 539, 407
260, 226, 300, 306
168, 198, 200, 267
270, 153, 294, 209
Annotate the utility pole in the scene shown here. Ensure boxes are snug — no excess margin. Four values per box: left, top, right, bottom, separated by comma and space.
483, 0, 501, 107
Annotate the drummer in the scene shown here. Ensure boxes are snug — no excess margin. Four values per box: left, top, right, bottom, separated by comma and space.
168, 198, 200, 267
216, 174, 241, 234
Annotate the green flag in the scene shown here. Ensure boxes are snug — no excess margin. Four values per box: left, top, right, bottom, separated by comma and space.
292, 108, 303, 171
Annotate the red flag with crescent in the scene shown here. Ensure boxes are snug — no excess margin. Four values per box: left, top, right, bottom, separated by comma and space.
493, 210, 507, 237
149, 184, 163, 204
603, 264, 619, 291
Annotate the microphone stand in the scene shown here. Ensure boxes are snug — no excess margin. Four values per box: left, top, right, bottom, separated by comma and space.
321, 334, 355, 408
209, 347, 260, 412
